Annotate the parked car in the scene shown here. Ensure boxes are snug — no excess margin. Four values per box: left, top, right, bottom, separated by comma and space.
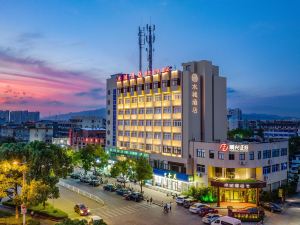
103, 184, 117, 192
70, 173, 81, 179
89, 178, 101, 186
117, 176, 129, 183
261, 202, 282, 213
74, 203, 90, 216
124, 192, 144, 202
80, 175, 91, 183
92, 170, 102, 176
175, 195, 189, 205
116, 188, 130, 196
211, 216, 241, 225
202, 213, 222, 224
189, 203, 209, 214
87, 215, 103, 225
198, 207, 218, 217
183, 197, 198, 208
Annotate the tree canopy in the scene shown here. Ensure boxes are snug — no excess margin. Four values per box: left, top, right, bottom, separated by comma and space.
134, 157, 153, 192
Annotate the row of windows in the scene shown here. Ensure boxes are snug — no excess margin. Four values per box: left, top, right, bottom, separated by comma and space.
119, 93, 181, 104
196, 148, 288, 160
118, 119, 182, 127
119, 106, 182, 115
263, 163, 288, 174
118, 131, 182, 140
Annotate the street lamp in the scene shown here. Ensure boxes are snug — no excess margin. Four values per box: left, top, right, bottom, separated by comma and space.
13, 160, 27, 225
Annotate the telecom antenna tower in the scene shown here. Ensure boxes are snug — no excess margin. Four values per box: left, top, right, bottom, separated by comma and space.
146, 24, 155, 73
138, 26, 145, 72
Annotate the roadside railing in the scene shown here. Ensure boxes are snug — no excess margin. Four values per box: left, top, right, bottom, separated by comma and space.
58, 181, 105, 206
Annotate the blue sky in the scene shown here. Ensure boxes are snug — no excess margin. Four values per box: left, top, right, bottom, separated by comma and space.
0, 0, 299, 116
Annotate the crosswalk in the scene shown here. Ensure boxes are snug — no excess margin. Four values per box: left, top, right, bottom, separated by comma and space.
90, 202, 156, 220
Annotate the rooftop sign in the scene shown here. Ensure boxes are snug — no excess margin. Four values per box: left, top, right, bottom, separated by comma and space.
219, 144, 249, 152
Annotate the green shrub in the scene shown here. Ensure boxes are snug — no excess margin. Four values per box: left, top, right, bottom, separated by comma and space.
27, 219, 41, 225
0, 209, 13, 218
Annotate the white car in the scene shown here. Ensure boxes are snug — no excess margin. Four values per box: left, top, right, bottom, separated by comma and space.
188, 203, 209, 213
211, 216, 241, 225
87, 215, 103, 225
117, 176, 129, 183
175, 195, 189, 205
202, 213, 221, 224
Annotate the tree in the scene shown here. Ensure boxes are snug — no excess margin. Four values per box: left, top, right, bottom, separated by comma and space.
75, 145, 108, 174
134, 157, 153, 193
22, 180, 50, 207
110, 158, 135, 188
228, 128, 253, 141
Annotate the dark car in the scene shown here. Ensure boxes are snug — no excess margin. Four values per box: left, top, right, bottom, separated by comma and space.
103, 184, 117, 192
116, 188, 130, 196
89, 179, 101, 187
80, 175, 91, 183
125, 192, 144, 202
261, 202, 282, 213
198, 207, 218, 217
70, 173, 81, 179
183, 198, 198, 208
74, 203, 90, 216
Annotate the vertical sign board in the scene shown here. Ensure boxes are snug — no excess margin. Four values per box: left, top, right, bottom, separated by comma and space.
191, 73, 199, 115
189, 72, 201, 141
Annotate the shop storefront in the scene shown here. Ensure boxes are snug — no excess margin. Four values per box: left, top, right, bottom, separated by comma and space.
152, 168, 194, 192
211, 179, 266, 207
105, 147, 149, 160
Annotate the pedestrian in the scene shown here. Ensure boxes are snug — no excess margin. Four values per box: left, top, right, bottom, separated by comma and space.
169, 202, 172, 211
147, 198, 149, 204
150, 197, 153, 205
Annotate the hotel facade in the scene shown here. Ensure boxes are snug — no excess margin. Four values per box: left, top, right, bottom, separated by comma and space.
106, 60, 288, 203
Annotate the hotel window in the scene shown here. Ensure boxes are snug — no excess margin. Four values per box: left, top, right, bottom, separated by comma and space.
130, 86, 136, 93
125, 98, 130, 104
281, 162, 287, 170
124, 131, 130, 137
173, 106, 182, 113
209, 150, 215, 159
173, 147, 182, 155
131, 97, 137, 103
163, 120, 171, 126
138, 120, 144, 126
118, 120, 123, 125
249, 151, 255, 160
215, 167, 222, 177
118, 110, 123, 115
146, 120, 152, 126
153, 81, 160, 89
146, 96, 152, 102
163, 107, 171, 114
154, 120, 162, 126
154, 95, 162, 102
229, 153, 235, 160
123, 87, 128, 94
239, 153, 245, 160
118, 131, 123, 136
197, 164, 205, 173
263, 150, 271, 159
163, 132, 171, 140
146, 132, 153, 138
138, 143, 144, 149
146, 144, 152, 151
162, 80, 170, 88
131, 131, 137, 137
272, 164, 280, 172
124, 120, 130, 126
137, 84, 144, 91
131, 120, 137, 126
125, 109, 130, 115
281, 148, 287, 156
173, 120, 182, 127
171, 78, 180, 86
131, 109, 137, 114
218, 152, 224, 160
153, 145, 161, 152
139, 96, 144, 102
146, 108, 154, 114
138, 108, 144, 114
163, 146, 172, 153
173, 133, 182, 140
138, 132, 144, 138
263, 166, 271, 175
163, 94, 171, 101
154, 107, 162, 114
196, 149, 205, 158
272, 149, 280, 157
145, 83, 152, 90
173, 93, 181, 100
154, 132, 161, 139
258, 151, 262, 159
118, 99, 123, 104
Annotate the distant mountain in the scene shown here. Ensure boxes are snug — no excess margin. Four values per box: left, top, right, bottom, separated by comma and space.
243, 113, 299, 121
43, 108, 106, 120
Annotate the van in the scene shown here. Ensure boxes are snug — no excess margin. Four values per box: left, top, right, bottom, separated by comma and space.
211, 216, 242, 225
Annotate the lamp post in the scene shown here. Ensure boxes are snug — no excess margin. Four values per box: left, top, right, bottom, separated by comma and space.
13, 161, 26, 225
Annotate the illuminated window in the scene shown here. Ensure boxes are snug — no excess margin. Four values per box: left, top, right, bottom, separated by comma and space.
163, 107, 171, 114
138, 132, 144, 138
131, 131, 137, 137
154, 132, 161, 139
153, 145, 161, 152
173, 93, 181, 100
118, 110, 123, 115
197, 164, 205, 173
146, 132, 153, 138
173, 133, 182, 140
154, 107, 161, 114
154, 95, 162, 101
146, 144, 152, 150
173, 147, 181, 155
118, 99, 123, 104
118, 131, 123, 136
163, 94, 171, 101
138, 143, 144, 149
163, 132, 171, 140
173, 106, 182, 113
146, 96, 152, 102
138, 108, 144, 114
139, 96, 144, 102
125, 98, 130, 104
163, 146, 172, 153
131, 97, 137, 103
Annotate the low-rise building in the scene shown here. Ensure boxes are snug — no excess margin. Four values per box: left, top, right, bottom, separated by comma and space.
69, 128, 106, 150
70, 116, 106, 129
29, 122, 53, 143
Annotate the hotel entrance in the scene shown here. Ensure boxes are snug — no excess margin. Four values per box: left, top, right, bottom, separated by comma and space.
221, 188, 256, 203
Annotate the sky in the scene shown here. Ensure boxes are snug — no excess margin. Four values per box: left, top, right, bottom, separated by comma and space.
0, 0, 299, 117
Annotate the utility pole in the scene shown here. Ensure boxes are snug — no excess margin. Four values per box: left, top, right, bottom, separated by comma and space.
145, 24, 155, 74
138, 26, 145, 72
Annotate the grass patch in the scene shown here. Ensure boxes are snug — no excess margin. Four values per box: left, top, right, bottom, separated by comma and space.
0, 209, 13, 218
31, 203, 68, 218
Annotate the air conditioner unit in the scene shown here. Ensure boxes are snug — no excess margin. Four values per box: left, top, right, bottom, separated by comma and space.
240, 161, 247, 165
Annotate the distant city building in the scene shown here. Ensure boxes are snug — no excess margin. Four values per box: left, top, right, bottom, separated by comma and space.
0, 123, 31, 142
227, 108, 243, 130
29, 121, 53, 143
258, 120, 300, 139
69, 128, 106, 150
52, 137, 70, 147
70, 116, 106, 129
53, 120, 79, 138
10, 110, 40, 124
0, 110, 9, 124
